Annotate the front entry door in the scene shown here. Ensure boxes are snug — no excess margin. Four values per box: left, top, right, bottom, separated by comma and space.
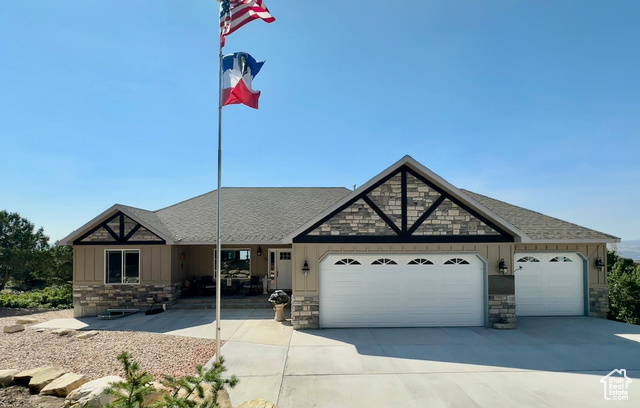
273, 250, 292, 290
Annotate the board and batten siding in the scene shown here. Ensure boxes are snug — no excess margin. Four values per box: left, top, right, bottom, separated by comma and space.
73, 245, 172, 284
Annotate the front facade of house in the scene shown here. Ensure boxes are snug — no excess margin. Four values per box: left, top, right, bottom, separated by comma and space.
62, 156, 617, 329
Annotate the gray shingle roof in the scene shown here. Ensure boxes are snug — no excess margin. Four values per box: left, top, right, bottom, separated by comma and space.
155, 187, 352, 243
461, 189, 619, 242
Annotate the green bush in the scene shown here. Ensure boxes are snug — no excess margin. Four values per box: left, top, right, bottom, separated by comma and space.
0, 284, 72, 309
608, 251, 640, 324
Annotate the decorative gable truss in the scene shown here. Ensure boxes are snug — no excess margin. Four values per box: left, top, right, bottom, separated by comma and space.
74, 212, 165, 245
295, 166, 514, 243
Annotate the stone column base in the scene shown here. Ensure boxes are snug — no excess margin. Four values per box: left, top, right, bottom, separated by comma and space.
291, 295, 319, 329
488, 294, 516, 328
589, 287, 609, 318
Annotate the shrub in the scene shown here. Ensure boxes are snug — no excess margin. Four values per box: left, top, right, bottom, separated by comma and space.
607, 250, 640, 324
268, 290, 290, 305
0, 284, 72, 309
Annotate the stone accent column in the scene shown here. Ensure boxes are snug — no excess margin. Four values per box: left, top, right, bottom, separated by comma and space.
488, 294, 516, 328
73, 283, 182, 317
589, 287, 609, 318
291, 295, 319, 329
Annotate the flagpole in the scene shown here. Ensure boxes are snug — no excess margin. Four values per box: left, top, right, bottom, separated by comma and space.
215, 39, 223, 363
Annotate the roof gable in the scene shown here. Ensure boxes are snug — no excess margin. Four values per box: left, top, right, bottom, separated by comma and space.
290, 156, 522, 244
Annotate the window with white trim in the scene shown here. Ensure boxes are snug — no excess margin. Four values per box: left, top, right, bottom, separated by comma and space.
335, 258, 361, 265
408, 258, 434, 265
550, 256, 572, 263
106, 250, 140, 284
444, 258, 470, 265
517, 256, 540, 263
372, 258, 397, 265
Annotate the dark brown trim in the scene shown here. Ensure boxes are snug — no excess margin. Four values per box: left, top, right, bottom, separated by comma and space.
361, 195, 402, 235
72, 211, 166, 245
293, 234, 513, 244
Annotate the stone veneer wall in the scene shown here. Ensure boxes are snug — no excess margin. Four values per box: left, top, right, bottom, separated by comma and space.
488, 294, 516, 327
291, 295, 319, 329
74, 283, 182, 318
589, 287, 609, 318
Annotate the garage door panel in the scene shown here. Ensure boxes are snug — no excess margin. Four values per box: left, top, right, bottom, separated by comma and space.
320, 254, 484, 328
515, 252, 584, 317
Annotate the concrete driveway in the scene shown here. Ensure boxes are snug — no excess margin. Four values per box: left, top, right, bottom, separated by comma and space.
221, 317, 640, 408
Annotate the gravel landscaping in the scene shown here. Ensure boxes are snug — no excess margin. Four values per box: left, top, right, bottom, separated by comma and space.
0, 308, 218, 380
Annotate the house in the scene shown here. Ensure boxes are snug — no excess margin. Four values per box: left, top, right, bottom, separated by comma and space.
61, 155, 618, 329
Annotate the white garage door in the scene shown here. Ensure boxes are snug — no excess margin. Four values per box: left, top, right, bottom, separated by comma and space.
319, 254, 484, 328
515, 252, 585, 316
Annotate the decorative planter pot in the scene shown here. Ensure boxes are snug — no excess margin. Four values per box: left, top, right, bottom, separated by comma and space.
274, 304, 286, 322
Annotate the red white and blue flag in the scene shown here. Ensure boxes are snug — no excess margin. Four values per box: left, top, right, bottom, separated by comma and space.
222, 52, 264, 109
220, 0, 275, 47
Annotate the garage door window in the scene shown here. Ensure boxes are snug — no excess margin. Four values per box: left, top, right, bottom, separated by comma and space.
444, 258, 470, 265
408, 258, 434, 265
372, 258, 397, 265
550, 256, 572, 262
334, 258, 361, 265
517, 256, 540, 263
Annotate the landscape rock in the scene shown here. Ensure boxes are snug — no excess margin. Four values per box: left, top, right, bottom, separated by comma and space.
64, 375, 123, 408
217, 389, 232, 408
52, 328, 73, 336
75, 330, 99, 339
0, 369, 20, 387
28, 367, 66, 394
14, 367, 52, 386
3, 324, 25, 333
236, 398, 278, 408
142, 381, 169, 406
40, 373, 89, 397
15, 317, 38, 325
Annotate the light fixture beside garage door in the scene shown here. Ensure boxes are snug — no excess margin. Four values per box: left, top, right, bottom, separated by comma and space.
595, 258, 605, 272
302, 260, 310, 277
498, 258, 508, 275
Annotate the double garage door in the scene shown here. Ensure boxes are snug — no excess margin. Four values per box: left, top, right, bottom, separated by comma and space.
319, 254, 484, 328
515, 252, 585, 316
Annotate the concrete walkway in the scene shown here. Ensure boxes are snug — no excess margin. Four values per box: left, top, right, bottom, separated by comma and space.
33, 308, 280, 340
35, 312, 640, 407
221, 316, 640, 408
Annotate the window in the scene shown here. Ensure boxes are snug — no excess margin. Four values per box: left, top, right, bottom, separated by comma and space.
371, 258, 397, 265
215, 249, 251, 280
444, 258, 470, 265
106, 250, 140, 284
550, 256, 572, 263
279, 252, 291, 260
334, 258, 361, 265
408, 258, 434, 265
517, 256, 540, 263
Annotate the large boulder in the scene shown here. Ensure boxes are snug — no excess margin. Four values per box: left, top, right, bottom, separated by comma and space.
3, 324, 25, 333
28, 367, 66, 394
236, 399, 278, 408
142, 381, 168, 406
0, 369, 20, 387
64, 375, 123, 408
40, 372, 90, 397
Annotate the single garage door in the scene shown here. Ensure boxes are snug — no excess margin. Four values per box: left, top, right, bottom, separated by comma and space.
515, 252, 585, 316
319, 254, 484, 328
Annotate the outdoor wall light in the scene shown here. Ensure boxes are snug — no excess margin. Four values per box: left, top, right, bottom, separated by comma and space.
257, 246, 262, 256
498, 258, 508, 275
302, 260, 310, 277
595, 258, 605, 272
180, 252, 185, 260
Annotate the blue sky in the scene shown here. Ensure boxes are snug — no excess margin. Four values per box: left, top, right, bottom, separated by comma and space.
1, 0, 638, 243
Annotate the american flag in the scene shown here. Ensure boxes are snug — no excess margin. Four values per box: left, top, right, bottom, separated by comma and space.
220, 0, 276, 47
